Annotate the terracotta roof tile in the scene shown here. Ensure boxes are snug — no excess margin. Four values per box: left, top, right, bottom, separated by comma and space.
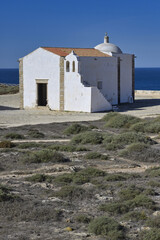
42, 47, 110, 57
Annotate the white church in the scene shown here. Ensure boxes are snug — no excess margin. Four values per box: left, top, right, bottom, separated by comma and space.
19, 34, 135, 112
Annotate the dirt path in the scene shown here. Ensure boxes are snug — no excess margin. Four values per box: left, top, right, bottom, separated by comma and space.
12, 139, 70, 143
1, 93, 160, 127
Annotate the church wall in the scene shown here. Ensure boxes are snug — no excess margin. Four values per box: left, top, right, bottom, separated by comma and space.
23, 48, 60, 110
64, 53, 92, 112
115, 54, 133, 103
78, 57, 118, 105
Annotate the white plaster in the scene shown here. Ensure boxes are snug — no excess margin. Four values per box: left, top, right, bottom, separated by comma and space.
114, 53, 133, 103
23, 47, 60, 110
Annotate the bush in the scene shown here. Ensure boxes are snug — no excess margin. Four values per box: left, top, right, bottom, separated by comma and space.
71, 131, 104, 145
148, 180, 160, 187
88, 216, 125, 240
54, 167, 106, 185
0, 140, 14, 148
48, 144, 89, 152
119, 143, 149, 157
146, 215, 160, 228
18, 142, 42, 149
105, 173, 127, 182
130, 121, 147, 132
25, 174, 54, 183
118, 185, 143, 201
63, 123, 89, 135
145, 167, 160, 177
123, 211, 147, 221
28, 129, 45, 138
5, 132, 24, 139
24, 150, 70, 163
103, 112, 141, 129
75, 214, 91, 223
139, 228, 160, 240
0, 185, 17, 202
100, 194, 156, 214
55, 185, 87, 200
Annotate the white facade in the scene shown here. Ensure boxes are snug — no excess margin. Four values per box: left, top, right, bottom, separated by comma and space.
20, 34, 134, 113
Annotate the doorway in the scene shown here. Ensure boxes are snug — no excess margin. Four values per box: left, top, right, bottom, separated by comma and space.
37, 83, 47, 106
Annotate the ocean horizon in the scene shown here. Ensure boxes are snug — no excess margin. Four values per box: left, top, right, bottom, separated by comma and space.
0, 68, 160, 91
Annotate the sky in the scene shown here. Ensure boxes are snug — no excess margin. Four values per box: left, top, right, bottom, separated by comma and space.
0, 0, 160, 68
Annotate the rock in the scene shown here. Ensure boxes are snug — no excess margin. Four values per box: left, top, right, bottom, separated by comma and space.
153, 211, 160, 216
64, 227, 73, 231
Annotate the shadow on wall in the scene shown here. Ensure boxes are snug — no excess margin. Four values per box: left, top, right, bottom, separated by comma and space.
118, 99, 160, 112
0, 106, 19, 111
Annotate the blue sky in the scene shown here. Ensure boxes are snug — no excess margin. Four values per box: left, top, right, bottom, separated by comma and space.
0, 0, 160, 68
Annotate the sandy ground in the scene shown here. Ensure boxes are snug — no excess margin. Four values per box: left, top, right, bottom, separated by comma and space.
0, 93, 160, 127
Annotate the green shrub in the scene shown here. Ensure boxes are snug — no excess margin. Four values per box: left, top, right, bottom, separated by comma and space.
75, 214, 91, 223
63, 123, 89, 135
146, 215, 160, 228
105, 173, 127, 182
24, 150, 70, 163
18, 142, 41, 149
102, 112, 120, 122
55, 185, 87, 200
71, 131, 104, 144
100, 194, 155, 214
88, 216, 125, 239
0, 185, 17, 202
54, 167, 106, 185
119, 143, 149, 157
48, 144, 89, 152
5, 132, 24, 139
118, 185, 143, 201
25, 174, 54, 183
145, 167, 160, 177
0, 140, 14, 148
148, 180, 160, 187
130, 121, 147, 132
139, 228, 160, 240
28, 129, 45, 138
106, 142, 123, 150
112, 132, 155, 145
100, 202, 130, 214
123, 211, 147, 221
103, 112, 141, 129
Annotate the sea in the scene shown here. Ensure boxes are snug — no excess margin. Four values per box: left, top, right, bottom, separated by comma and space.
0, 68, 160, 90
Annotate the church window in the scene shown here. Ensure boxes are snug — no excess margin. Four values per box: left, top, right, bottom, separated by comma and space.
66, 61, 70, 72
72, 61, 75, 72
97, 81, 103, 90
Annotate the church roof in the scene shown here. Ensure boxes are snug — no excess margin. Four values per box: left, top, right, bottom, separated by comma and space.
42, 47, 111, 57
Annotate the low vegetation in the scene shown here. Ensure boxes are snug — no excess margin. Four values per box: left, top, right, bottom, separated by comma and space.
88, 216, 125, 240
24, 149, 70, 163
48, 144, 89, 152
0, 185, 18, 202
5, 132, 24, 139
0, 140, 14, 148
103, 112, 141, 128
54, 185, 88, 200
63, 123, 90, 135
28, 129, 45, 138
71, 131, 104, 144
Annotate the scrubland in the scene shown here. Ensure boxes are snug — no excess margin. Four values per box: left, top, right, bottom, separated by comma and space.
0, 113, 160, 240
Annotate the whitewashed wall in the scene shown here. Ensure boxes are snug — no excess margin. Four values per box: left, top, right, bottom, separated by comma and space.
64, 53, 92, 112
23, 48, 60, 110
64, 52, 112, 112
79, 56, 118, 104
114, 53, 133, 103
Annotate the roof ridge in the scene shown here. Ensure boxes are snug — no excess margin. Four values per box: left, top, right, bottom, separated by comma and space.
41, 47, 94, 49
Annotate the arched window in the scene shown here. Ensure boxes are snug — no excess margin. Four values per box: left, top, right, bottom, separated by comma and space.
72, 61, 75, 72
66, 61, 70, 72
